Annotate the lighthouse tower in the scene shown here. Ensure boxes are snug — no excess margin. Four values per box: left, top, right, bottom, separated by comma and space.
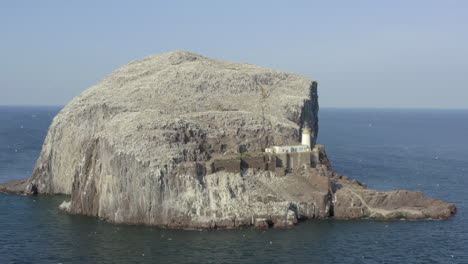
301, 127, 311, 148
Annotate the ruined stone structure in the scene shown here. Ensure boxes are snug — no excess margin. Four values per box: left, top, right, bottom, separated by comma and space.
211, 145, 319, 176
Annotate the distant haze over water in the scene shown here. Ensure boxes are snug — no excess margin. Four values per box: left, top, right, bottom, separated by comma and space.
1, 1, 468, 108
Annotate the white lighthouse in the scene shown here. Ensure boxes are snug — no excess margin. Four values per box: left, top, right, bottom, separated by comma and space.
264, 127, 313, 154
301, 127, 311, 148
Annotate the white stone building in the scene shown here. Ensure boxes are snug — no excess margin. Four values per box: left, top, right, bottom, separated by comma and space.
265, 128, 312, 154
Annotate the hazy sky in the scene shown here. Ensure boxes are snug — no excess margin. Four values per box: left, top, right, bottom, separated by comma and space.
1, 0, 467, 108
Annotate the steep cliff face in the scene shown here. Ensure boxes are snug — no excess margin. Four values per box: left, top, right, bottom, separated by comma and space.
0, 51, 455, 228
28, 51, 319, 194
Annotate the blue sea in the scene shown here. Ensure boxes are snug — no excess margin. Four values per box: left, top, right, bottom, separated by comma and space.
0, 106, 467, 264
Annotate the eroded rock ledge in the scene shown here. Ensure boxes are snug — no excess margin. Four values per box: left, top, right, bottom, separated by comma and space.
0, 51, 456, 229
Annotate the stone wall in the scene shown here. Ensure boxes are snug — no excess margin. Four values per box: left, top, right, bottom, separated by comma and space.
211, 155, 278, 174
289, 152, 312, 170
276, 152, 313, 171
210, 150, 316, 175
241, 156, 276, 172
211, 159, 241, 173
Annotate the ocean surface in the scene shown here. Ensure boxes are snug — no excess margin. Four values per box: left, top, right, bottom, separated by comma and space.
0, 106, 467, 264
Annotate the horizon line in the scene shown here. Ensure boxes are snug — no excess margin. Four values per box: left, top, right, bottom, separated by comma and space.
1, 105, 467, 111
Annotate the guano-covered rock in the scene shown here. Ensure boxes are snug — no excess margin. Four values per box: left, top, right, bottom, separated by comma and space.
0, 51, 456, 228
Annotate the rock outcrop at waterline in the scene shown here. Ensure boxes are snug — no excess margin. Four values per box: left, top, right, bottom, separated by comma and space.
0, 51, 456, 228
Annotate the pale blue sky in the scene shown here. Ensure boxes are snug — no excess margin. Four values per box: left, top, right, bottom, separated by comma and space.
1, 0, 467, 108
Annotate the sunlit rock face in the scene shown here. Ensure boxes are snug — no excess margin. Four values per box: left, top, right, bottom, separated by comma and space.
0, 51, 454, 228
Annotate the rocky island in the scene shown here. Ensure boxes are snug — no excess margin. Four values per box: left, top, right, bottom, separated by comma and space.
0, 51, 456, 229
